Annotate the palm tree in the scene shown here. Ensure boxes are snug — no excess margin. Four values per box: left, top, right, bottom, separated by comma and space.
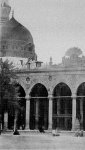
0, 58, 20, 133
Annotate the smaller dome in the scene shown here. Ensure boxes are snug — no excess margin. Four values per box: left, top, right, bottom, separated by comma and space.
65, 47, 83, 57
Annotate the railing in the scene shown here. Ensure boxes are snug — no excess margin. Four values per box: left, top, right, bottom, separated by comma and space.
53, 114, 72, 118
17, 95, 85, 99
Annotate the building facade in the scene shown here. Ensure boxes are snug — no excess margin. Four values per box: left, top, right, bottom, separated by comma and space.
14, 48, 85, 131
1, 0, 85, 131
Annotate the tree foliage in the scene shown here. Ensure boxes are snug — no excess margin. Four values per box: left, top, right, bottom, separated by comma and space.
0, 58, 20, 115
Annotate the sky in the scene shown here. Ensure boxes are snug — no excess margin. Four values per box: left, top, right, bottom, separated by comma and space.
8, 0, 85, 64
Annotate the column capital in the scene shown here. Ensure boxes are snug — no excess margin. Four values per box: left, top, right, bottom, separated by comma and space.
48, 95, 53, 100
25, 96, 31, 101
71, 93, 76, 99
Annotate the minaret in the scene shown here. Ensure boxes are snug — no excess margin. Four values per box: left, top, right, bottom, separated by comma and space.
0, 0, 11, 57
49, 57, 53, 66
0, 0, 11, 24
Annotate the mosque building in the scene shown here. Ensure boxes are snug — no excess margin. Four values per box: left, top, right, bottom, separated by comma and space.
1, 0, 85, 131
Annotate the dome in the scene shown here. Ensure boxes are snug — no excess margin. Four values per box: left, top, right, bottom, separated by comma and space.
1, 17, 33, 43
0, 17, 36, 59
65, 47, 83, 57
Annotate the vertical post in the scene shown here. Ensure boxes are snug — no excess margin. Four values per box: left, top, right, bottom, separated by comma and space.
65, 100, 68, 130
72, 94, 76, 131
80, 98, 83, 130
48, 94, 52, 130
57, 98, 60, 115
4, 112, 8, 130
57, 98, 60, 128
0, 104, 2, 133
26, 97, 30, 130
0, 114, 2, 134
14, 110, 18, 132
35, 99, 39, 129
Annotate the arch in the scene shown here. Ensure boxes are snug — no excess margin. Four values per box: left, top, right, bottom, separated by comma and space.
77, 82, 85, 96
76, 82, 85, 130
15, 83, 26, 97
52, 79, 73, 95
30, 83, 48, 97
8, 83, 26, 130
52, 82, 72, 130
14, 80, 26, 94
29, 83, 49, 130
53, 82, 72, 96
27, 81, 49, 96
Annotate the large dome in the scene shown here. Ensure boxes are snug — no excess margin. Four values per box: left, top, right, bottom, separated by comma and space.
1, 17, 34, 43
0, 17, 36, 59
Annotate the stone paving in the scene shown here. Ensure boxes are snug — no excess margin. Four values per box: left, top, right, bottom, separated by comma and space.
0, 132, 85, 150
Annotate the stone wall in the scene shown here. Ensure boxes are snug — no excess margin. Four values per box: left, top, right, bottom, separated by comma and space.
16, 68, 85, 97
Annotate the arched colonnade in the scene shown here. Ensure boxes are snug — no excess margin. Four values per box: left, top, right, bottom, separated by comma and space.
26, 82, 85, 131
3, 82, 85, 131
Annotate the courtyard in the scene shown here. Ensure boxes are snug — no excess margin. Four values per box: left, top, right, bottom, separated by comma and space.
0, 132, 85, 150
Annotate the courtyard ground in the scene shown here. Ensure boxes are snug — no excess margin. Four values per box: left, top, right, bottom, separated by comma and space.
0, 132, 85, 150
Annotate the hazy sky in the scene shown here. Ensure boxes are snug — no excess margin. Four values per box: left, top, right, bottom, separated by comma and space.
9, 0, 85, 64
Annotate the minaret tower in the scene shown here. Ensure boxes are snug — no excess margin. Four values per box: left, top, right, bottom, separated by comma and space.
0, 0, 11, 24
0, 0, 11, 57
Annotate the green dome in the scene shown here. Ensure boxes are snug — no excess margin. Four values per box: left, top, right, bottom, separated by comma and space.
0, 17, 36, 59
1, 17, 33, 43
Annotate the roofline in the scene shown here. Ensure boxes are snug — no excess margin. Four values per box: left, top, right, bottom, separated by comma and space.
15, 67, 85, 74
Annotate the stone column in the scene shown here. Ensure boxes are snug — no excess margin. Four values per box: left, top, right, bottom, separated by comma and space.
57, 98, 60, 115
57, 98, 60, 128
35, 99, 39, 129
48, 94, 52, 130
72, 94, 76, 131
65, 100, 68, 130
26, 97, 30, 130
4, 112, 8, 130
80, 98, 83, 130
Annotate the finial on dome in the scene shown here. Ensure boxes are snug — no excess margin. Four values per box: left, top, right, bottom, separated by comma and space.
12, 10, 14, 18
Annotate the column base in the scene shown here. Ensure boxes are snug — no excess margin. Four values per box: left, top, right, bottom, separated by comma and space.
48, 128, 52, 131
3, 122, 8, 131
71, 127, 76, 131
48, 124, 52, 130
25, 126, 30, 130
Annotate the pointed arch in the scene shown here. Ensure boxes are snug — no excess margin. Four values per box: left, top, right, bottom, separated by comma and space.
30, 83, 48, 97
29, 83, 48, 130
52, 82, 72, 130
53, 82, 72, 96
76, 82, 85, 130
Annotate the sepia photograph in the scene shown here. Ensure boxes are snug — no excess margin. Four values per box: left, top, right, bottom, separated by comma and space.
0, 0, 85, 149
